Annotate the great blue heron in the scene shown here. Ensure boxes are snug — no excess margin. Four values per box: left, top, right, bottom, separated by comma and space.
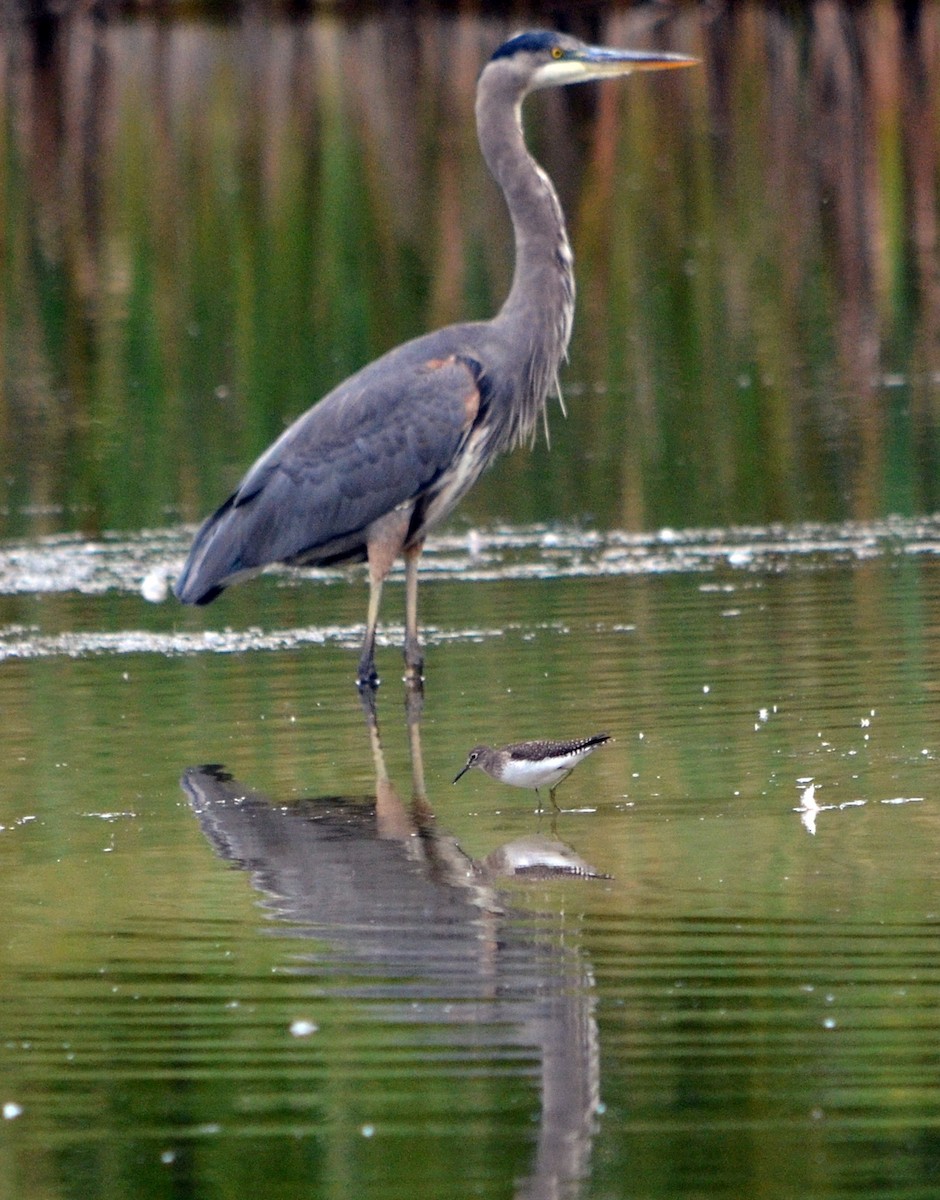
175, 30, 697, 687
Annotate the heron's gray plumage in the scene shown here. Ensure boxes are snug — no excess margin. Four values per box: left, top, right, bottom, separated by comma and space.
176, 348, 489, 601
174, 31, 697, 685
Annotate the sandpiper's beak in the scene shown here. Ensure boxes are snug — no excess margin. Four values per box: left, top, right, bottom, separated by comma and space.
534, 44, 699, 89
453, 761, 471, 784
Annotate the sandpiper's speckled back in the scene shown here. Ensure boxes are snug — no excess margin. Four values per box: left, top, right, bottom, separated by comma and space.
503, 733, 611, 762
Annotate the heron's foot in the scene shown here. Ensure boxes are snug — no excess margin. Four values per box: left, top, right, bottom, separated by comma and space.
402, 638, 424, 685
404, 681, 424, 726
358, 682, 380, 727
356, 655, 380, 691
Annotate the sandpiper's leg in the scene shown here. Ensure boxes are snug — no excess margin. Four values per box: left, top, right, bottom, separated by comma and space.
549, 768, 574, 812
403, 541, 425, 685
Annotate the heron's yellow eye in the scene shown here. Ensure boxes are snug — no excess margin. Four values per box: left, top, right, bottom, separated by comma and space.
551, 46, 563, 60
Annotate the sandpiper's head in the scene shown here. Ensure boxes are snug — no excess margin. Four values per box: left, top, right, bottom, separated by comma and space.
454, 745, 491, 784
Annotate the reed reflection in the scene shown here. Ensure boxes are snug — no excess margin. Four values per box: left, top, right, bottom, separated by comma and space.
180, 690, 605, 1200
7, 3, 940, 540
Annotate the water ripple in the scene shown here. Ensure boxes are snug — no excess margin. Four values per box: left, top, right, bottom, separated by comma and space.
1, 516, 939, 664
0, 515, 938, 599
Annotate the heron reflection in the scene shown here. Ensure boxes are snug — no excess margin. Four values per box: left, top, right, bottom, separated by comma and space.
181, 691, 607, 1198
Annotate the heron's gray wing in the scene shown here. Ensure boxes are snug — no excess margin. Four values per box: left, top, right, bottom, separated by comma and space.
175, 354, 483, 603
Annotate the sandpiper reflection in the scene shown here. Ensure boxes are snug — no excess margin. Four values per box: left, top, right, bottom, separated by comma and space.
181, 691, 606, 1199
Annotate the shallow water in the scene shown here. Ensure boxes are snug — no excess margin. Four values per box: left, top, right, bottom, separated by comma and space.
5, 4, 940, 1193
1, 519, 939, 1200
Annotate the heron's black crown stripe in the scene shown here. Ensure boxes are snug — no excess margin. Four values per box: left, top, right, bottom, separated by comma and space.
490, 32, 561, 62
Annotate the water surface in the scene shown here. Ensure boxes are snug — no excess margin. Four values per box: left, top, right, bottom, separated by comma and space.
2, 518, 939, 1199
3, 3, 940, 1197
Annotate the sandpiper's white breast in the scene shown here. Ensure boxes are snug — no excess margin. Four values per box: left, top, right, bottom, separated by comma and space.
499, 747, 593, 790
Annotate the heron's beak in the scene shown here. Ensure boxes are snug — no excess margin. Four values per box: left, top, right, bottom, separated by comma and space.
578, 45, 700, 78
453, 762, 471, 784
533, 45, 698, 89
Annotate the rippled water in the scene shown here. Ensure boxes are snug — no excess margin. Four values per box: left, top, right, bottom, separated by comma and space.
2, 519, 939, 1199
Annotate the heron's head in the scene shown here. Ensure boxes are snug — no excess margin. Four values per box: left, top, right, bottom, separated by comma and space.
488, 30, 698, 92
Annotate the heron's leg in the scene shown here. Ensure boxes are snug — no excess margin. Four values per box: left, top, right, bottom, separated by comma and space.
403, 541, 425, 684
361, 510, 411, 689
405, 683, 427, 803
357, 573, 384, 689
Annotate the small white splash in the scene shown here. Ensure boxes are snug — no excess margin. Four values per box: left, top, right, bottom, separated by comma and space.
795, 782, 821, 835
797, 783, 819, 811
3, 1102, 23, 1120
289, 1019, 318, 1038
361, 1124, 375, 1138
793, 779, 914, 834
466, 529, 483, 558
140, 568, 170, 603
160, 1150, 176, 1165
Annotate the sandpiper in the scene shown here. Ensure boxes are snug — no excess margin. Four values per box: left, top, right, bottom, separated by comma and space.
454, 733, 612, 809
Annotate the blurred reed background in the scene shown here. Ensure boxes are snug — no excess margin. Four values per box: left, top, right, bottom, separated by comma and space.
1, 0, 939, 540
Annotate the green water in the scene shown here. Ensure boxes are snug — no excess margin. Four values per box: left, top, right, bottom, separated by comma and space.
2, 525, 939, 1199
3, 4, 940, 1198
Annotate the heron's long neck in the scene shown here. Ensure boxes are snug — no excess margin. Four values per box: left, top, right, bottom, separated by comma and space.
476, 70, 575, 435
